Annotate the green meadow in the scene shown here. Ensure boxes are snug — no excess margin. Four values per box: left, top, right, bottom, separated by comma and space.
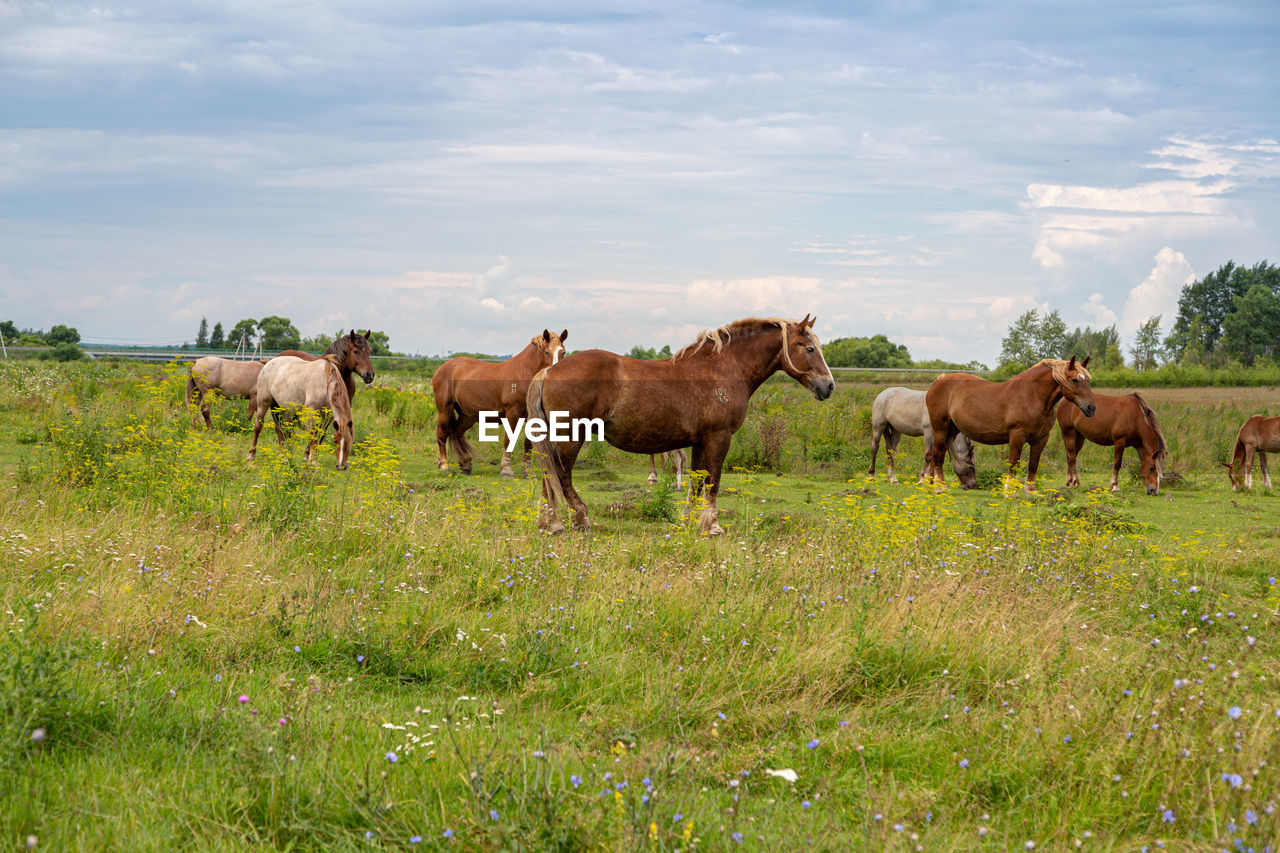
2, 359, 1278, 851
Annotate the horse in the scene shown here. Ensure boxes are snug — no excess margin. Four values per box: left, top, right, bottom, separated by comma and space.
1223, 415, 1280, 491
247, 355, 355, 469
528, 315, 834, 535
647, 449, 687, 489
185, 356, 266, 428
1058, 392, 1167, 495
431, 329, 568, 478
924, 357, 1096, 491
277, 329, 376, 403
868, 386, 977, 488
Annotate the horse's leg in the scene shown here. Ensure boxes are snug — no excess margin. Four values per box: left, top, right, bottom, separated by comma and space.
247, 400, 268, 461
454, 415, 477, 475
647, 454, 659, 485
498, 413, 518, 478
435, 404, 452, 471
1061, 426, 1080, 487
1110, 441, 1125, 492
1261, 451, 1272, 490
1006, 430, 1027, 488
1245, 446, 1256, 489
555, 440, 590, 531
1024, 434, 1048, 492
868, 421, 883, 476
693, 435, 732, 535
928, 420, 950, 484
884, 425, 901, 484
673, 449, 685, 490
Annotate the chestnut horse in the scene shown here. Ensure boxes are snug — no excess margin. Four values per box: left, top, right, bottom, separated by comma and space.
432, 330, 568, 477
528, 316, 834, 535
248, 355, 355, 469
1223, 415, 1280, 490
278, 330, 376, 403
925, 357, 1096, 490
186, 356, 265, 428
868, 386, 977, 488
647, 449, 687, 489
1058, 392, 1167, 495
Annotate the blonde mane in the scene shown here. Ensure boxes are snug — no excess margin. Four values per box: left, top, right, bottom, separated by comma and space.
674, 317, 816, 367
1034, 357, 1091, 386
1132, 392, 1168, 462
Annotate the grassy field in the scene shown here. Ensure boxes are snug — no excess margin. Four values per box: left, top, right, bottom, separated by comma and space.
2, 359, 1279, 851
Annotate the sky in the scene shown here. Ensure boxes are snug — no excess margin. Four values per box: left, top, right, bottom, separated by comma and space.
2, 1, 1278, 363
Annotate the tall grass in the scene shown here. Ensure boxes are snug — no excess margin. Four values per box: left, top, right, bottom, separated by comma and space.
0, 360, 1278, 849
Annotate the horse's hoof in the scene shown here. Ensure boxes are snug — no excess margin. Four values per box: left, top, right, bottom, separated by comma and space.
544, 521, 566, 535
500, 470, 514, 479
702, 523, 725, 536
647, 476, 658, 485
437, 462, 449, 471
889, 476, 899, 484
572, 519, 591, 532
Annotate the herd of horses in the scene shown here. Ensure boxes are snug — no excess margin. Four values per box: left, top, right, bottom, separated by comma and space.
183, 317, 1280, 535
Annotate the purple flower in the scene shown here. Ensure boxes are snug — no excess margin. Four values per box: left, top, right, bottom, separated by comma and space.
442, 829, 453, 839
1228, 706, 1243, 720
489, 809, 499, 821
385, 751, 398, 763
959, 758, 969, 768
570, 775, 582, 788
409, 836, 421, 844
801, 800, 811, 809
806, 738, 820, 750
731, 832, 743, 844
1161, 809, 1175, 823
237, 694, 249, 704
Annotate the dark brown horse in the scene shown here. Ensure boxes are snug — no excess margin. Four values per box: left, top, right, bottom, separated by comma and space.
925, 357, 1096, 490
432, 330, 568, 477
1223, 415, 1280, 490
528, 316, 834, 535
278, 330, 376, 403
1058, 392, 1167, 495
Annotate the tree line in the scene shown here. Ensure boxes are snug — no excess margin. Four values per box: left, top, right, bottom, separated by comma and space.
193, 317, 393, 356
996, 259, 1279, 375
0, 321, 84, 361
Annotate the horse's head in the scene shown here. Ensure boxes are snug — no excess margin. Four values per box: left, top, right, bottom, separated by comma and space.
1140, 451, 1164, 496
953, 436, 978, 489
534, 329, 568, 368
780, 315, 835, 401
342, 330, 376, 385
1222, 461, 1243, 491
1058, 356, 1096, 417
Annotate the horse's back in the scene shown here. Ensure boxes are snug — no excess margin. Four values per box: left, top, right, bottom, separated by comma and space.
192, 356, 262, 396
874, 387, 927, 436
259, 356, 329, 409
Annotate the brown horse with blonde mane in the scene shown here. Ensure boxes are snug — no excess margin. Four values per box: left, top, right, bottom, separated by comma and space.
432, 330, 568, 477
1223, 415, 1280, 491
248, 355, 355, 469
1058, 392, 1167, 495
278, 330, 376, 403
528, 316, 834, 535
925, 357, 1096, 490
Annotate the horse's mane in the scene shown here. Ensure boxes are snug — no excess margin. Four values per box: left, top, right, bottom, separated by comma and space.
674, 317, 806, 360
325, 332, 371, 358
1033, 358, 1091, 385
1130, 392, 1168, 461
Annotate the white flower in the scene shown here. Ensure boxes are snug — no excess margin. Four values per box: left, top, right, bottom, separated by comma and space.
764, 768, 799, 783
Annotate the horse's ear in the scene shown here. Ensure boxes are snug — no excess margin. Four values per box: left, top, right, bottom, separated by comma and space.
542, 329, 551, 343
560, 329, 568, 342
349, 329, 356, 338
1081, 355, 1091, 368
1068, 355, 1076, 369
362, 330, 371, 340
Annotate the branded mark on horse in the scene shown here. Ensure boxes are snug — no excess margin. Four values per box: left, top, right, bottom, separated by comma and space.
186, 356, 266, 429
925, 357, 1095, 491
278, 329, 376, 403
868, 386, 976, 488
1223, 415, 1280, 491
247, 355, 355, 469
528, 316, 834, 535
1059, 392, 1167, 495
431, 329, 568, 478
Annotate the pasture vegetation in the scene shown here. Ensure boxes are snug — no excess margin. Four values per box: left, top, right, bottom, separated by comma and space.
2, 359, 1280, 851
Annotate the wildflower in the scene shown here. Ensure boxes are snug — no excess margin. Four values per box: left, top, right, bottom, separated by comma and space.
570, 775, 583, 788
409, 836, 421, 844
959, 758, 969, 768
731, 832, 743, 844
806, 738, 820, 749
1161, 809, 1175, 823
385, 751, 398, 763
238, 694, 249, 704
489, 809, 499, 821
442, 829, 453, 839
1228, 706, 1243, 720
802, 800, 811, 809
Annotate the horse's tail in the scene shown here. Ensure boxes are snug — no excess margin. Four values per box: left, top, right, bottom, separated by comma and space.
1131, 393, 1167, 461
526, 368, 567, 506
185, 370, 199, 406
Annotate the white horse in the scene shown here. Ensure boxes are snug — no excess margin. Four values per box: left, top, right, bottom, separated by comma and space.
186, 356, 265, 428
248, 356, 355, 469
869, 386, 977, 488
647, 449, 687, 489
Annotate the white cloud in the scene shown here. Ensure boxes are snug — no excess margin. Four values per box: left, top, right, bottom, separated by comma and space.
1081, 292, 1116, 327
685, 276, 824, 317
1119, 247, 1194, 337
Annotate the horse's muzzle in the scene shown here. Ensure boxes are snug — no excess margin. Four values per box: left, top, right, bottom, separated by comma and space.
362, 371, 375, 384
812, 378, 835, 401
1081, 403, 1097, 417
1146, 485, 1158, 496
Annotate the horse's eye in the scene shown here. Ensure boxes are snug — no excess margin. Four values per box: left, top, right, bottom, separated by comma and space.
805, 346, 815, 354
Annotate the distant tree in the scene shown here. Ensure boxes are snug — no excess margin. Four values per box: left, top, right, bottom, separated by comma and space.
1130, 316, 1165, 370
46, 324, 80, 345
823, 334, 912, 368
41, 342, 84, 362
0, 320, 17, 341
1062, 325, 1121, 367
209, 322, 224, 349
196, 318, 209, 348
365, 330, 393, 356
1166, 260, 1280, 360
626, 344, 672, 360
1220, 285, 1280, 365
997, 310, 1068, 373
227, 319, 258, 350
258, 316, 301, 351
